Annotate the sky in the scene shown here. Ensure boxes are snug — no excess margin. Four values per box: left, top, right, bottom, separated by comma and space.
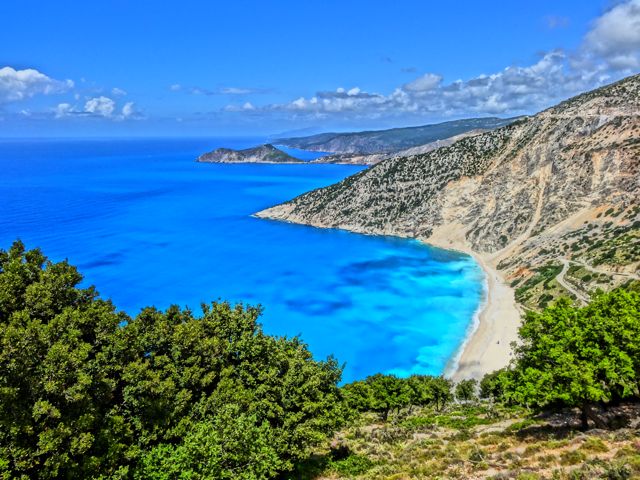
1, 0, 639, 137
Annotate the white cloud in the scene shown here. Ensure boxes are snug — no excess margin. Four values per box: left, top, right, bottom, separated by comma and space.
268, 48, 621, 119
55, 103, 73, 118
111, 87, 127, 96
121, 101, 135, 117
544, 15, 570, 30
220, 87, 254, 95
54, 96, 141, 120
252, 1, 640, 123
0, 66, 73, 103
224, 101, 258, 112
402, 73, 442, 92
84, 96, 116, 117
584, 0, 640, 69
172, 84, 270, 95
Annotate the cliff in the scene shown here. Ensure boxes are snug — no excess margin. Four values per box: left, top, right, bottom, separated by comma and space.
258, 74, 640, 308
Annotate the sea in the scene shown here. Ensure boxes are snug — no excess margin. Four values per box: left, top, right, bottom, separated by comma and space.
0, 137, 484, 383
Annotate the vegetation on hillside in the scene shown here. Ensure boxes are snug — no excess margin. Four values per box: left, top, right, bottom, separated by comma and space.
296, 288, 640, 479
0, 241, 345, 479
1, 241, 639, 479
275, 117, 516, 154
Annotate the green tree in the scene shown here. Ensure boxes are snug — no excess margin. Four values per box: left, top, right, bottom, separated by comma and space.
0, 241, 346, 478
479, 368, 512, 401
342, 380, 373, 412
136, 405, 281, 480
429, 377, 453, 411
365, 374, 411, 421
406, 375, 436, 407
508, 290, 640, 429
455, 379, 478, 402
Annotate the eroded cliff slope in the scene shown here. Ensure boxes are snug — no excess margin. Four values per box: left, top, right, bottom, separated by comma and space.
258, 74, 640, 307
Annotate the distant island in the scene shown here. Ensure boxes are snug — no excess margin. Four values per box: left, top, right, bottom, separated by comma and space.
197, 143, 304, 164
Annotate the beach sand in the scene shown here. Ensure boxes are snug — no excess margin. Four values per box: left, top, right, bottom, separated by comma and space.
424, 226, 522, 381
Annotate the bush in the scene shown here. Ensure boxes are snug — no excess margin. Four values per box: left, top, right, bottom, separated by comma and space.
328, 454, 375, 476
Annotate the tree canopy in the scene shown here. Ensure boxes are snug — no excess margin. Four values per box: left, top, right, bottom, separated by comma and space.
342, 374, 454, 420
496, 288, 640, 428
0, 240, 346, 479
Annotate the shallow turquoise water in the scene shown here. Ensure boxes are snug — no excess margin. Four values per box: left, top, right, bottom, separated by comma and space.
0, 138, 484, 382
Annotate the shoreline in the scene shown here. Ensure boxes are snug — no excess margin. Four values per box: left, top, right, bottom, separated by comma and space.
256, 210, 523, 381
422, 232, 522, 381
442, 259, 488, 380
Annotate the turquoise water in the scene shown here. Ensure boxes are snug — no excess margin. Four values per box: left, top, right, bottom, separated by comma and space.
0, 138, 484, 382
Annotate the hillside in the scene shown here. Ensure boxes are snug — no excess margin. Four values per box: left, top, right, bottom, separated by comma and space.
258, 74, 640, 312
310, 130, 488, 165
299, 402, 640, 480
197, 143, 304, 163
275, 117, 518, 154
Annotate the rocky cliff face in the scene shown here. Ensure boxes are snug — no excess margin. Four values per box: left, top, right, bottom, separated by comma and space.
197, 144, 303, 163
258, 74, 640, 306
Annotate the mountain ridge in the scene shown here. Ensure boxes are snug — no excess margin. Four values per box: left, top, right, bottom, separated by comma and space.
275, 117, 519, 154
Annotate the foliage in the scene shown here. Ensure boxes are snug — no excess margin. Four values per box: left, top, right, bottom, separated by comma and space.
455, 379, 478, 402
298, 397, 640, 479
342, 374, 453, 420
479, 368, 513, 401
0, 241, 346, 479
497, 288, 640, 428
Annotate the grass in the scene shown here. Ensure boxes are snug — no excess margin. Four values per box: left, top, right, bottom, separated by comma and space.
292, 402, 640, 480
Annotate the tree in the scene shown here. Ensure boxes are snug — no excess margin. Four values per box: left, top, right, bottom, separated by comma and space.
479, 368, 512, 401
136, 405, 281, 480
365, 374, 411, 421
455, 379, 478, 402
508, 290, 640, 429
406, 375, 436, 407
429, 377, 453, 411
0, 241, 346, 478
342, 380, 373, 412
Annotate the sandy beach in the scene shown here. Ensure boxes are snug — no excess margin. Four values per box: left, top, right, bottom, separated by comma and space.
424, 228, 522, 381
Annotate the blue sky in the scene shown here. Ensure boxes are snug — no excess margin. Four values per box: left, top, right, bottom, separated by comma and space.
1, 0, 639, 136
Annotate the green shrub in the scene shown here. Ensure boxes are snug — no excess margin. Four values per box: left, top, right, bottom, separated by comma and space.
560, 449, 587, 466
0, 241, 345, 479
328, 454, 375, 476
580, 437, 609, 453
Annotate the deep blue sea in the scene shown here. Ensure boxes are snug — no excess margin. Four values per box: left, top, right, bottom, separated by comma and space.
0, 138, 484, 382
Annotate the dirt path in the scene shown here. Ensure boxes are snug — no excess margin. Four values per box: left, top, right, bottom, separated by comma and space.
556, 259, 589, 303
570, 258, 640, 281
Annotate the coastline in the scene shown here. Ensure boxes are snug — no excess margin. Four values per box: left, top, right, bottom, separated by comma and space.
423, 229, 522, 381
255, 209, 523, 382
